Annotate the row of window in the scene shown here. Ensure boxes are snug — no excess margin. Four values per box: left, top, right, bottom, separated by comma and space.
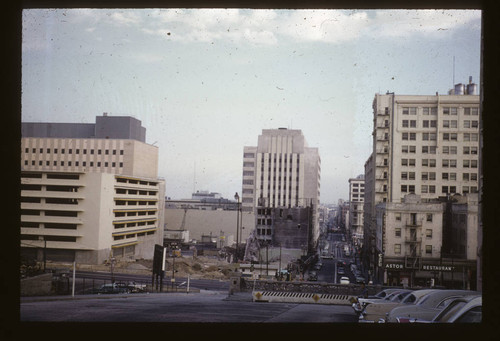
401, 132, 479, 141
393, 244, 434, 255
400, 158, 478, 168
401, 185, 478, 194
401, 107, 478, 115
114, 220, 156, 229
417, 172, 478, 181
113, 230, 155, 241
401, 120, 478, 129
394, 228, 433, 238
24, 160, 124, 168
25, 148, 124, 155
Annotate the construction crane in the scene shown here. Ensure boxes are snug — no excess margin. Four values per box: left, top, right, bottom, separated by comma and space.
179, 207, 188, 230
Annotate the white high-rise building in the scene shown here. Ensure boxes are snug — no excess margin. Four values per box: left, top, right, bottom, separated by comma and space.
363, 79, 480, 286
348, 175, 365, 245
242, 128, 321, 248
20, 115, 165, 264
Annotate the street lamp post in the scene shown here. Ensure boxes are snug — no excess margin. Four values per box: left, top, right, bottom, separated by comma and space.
234, 192, 240, 263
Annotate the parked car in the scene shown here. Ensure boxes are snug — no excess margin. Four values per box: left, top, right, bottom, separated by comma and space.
337, 267, 345, 275
340, 276, 350, 285
396, 295, 482, 323
352, 288, 401, 315
355, 276, 366, 284
385, 290, 481, 322
98, 283, 131, 294
308, 271, 318, 281
358, 289, 439, 323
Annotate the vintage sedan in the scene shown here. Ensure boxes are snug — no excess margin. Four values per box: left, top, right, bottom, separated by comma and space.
396, 295, 482, 323
358, 290, 414, 322
358, 289, 440, 323
352, 288, 401, 315
386, 289, 481, 322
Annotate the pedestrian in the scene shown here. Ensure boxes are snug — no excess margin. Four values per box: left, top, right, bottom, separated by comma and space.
360, 282, 368, 298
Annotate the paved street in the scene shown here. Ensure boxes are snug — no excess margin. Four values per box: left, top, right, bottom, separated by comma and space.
20, 290, 357, 323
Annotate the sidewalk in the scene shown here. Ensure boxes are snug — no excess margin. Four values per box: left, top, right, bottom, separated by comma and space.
223, 291, 253, 302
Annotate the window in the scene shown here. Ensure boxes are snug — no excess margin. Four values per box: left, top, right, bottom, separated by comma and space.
463, 160, 470, 168
429, 172, 436, 180
450, 146, 457, 154
395, 228, 401, 237
402, 146, 408, 153
409, 159, 416, 166
409, 185, 415, 193
442, 186, 448, 194
442, 160, 449, 168
429, 185, 436, 193
394, 244, 401, 254
442, 172, 449, 180
410, 133, 416, 141
431, 120, 437, 127
409, 172, 415, 180
421, 172, 428, 180
421, 185, 428, 193
471, 133, 478, 141
443, 120, 450, 128
443, 146, 449, 154
450, 120, 457, 128
429, 159, 436, 167
423, 120, 429, 128
464, 108, 471, 115
426, 229, 433, 238
471, 120, 478, 128
402, 120, 409, 128
422, 146, 429, 154
471, 160, 478, 168
402, 159, 408, 166
410, 120, 417, 128
423, 133, 429, 141
451, 107, 457, 115
427, 214, 433, 222
464, 133, 470, 141
471, 173, 478, 181
463, 173, 470, 181
401, 172, 408, 180
450, 160, 457, 168
450, 173, 457, 181
443, 133, 449, 141
401, 185, 407, 193
451, 133, 457, 141
395, 213, 401, 221
422, 159, 428, 167
464, 120, 471, 128
471, 147, 478, 155
402, 107, 409, 115
443, 107, 450, 115
402, 132, 409, 140
426, 245, 432, 255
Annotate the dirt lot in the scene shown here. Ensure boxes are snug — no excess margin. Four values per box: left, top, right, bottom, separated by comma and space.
46, 255, 239, 280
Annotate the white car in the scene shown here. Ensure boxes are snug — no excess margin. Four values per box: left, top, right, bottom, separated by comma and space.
340, 276, 350, 284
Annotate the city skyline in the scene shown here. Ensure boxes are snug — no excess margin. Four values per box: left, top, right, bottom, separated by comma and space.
21, 8, 481, 204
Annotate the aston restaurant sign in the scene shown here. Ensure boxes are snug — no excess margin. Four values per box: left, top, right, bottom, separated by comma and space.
384, 263, 456, 271
422, 264, 456, 272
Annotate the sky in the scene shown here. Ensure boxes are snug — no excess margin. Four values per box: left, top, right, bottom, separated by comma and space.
21, 8, 482, 204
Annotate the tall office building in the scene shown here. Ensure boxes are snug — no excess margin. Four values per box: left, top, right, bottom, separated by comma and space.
20, 114, 165, 264
363, 79, 480, 283
242, 128, 321, 250
348, 175, 365, 246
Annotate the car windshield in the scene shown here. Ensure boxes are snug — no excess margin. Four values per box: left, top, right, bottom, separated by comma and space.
401, 294, 417, 304
434, 300, 468, 322
455, 306, 482, 323
391, 292, 411, 302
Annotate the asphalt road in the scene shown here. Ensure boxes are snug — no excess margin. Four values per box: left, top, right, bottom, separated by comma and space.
20, 291, 358, 323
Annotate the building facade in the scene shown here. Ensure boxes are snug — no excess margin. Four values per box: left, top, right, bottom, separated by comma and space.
363, 81, 480, 282
375, 194, 478, 290
241, 128, 321, 252
348, 175, 365, 246
20, 115, 165, 264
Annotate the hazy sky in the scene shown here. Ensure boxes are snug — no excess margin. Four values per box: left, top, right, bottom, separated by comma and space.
21, 8, 481, 204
